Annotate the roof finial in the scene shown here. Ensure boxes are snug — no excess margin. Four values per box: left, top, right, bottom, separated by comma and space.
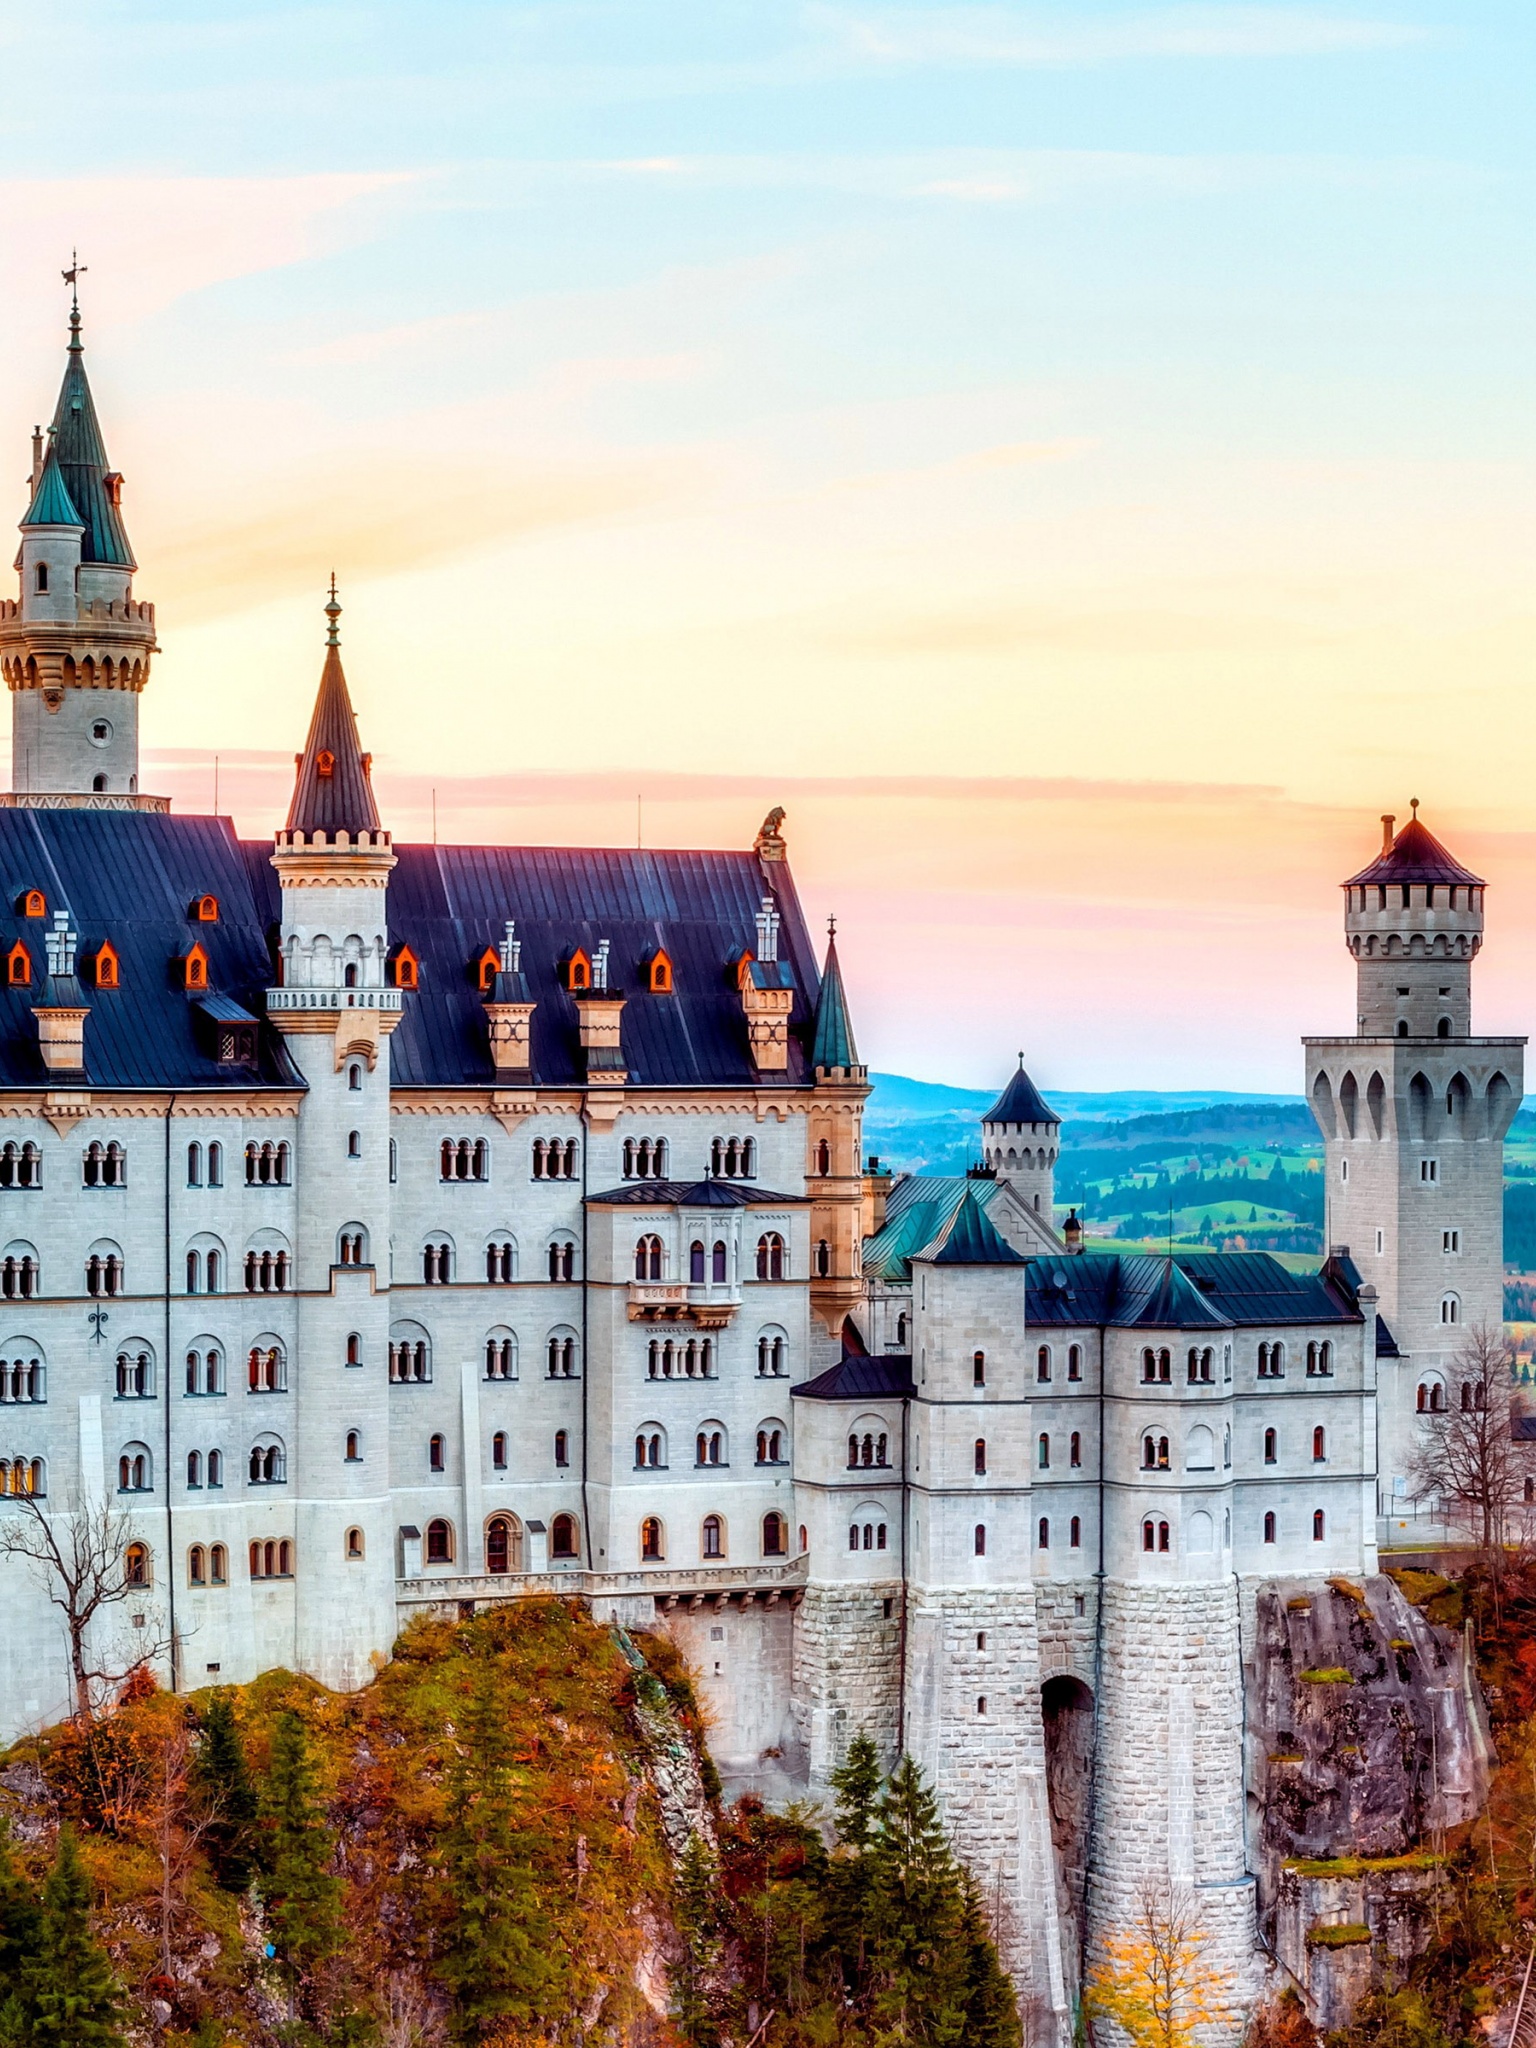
325, 573, 341, 648
61, 251, 86, 348
827, 913, 837, 942
1410, 796, 1419, 819
1018, 1050, 1025, 1070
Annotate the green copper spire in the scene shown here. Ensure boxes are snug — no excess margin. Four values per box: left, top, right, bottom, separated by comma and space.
811, 917, 860, 1074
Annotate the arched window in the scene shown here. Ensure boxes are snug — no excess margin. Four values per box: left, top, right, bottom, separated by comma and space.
1263, 1428, 1277, 1464
896, 1313, 909, 1348
702, 1514, 724, 1560
1313, 1509, 1326, 1542
187, 1450, 202, 1488
1070, 1515, 1081, 1548
756, 1328, 788, 1377
189, 1545, 207, 1585
554, 1429, 569, 1467
634, 1234, 664, 1282
815, 1138, 831, 1176
1038, 1517, 1049, 1549
695, 1428, 725, 1467
547, 1238, 575, 1283
712, 1240, 728, 1283
345, 1429, 361, 1461
425, 1519, 454, 1564
546, 1329, 578, 1378
1068, 1343, 1082, 1381
641, 1516, 665, 1561
1313, 1426, 1326, 1462
1036, 1345, 1051, 1383
389, 1325, 432, 1384
975, 1438, 987, 1475
248, 1438, 286, 1484
762, 1512, 787, 1557
34, 563, 47, 593
348, 1063, 363, 1091
247, 1342, 286, 1393
1069, 1431, 1081, 1468
429, 1433, 446, 1473
1141, 1347, 1156, 1383
1263, 1511, 1277, 1544
1158, 1521, 1170, 1552
1142, 1519, 1155, 1552
491, 1429, 508, 1471
973, 1350, 985, 1387
209, 1543, 226, 1583
1441, 1293, 1460, 1326
549, 1512, 579, 1560
689, 1240, 705, 1283
485, 1515, 517, 1572
208, 1142, 223, 1186
5, 942, 31, 990
1036, 1433, 1049, 1470
124, 1541, 149, 1586
755, 1233, 785, 1281
115, 1347, 153, 1398
423, 1240, 453, 1285
346, 1528, 365, 1560
973, 1524, 986, 1557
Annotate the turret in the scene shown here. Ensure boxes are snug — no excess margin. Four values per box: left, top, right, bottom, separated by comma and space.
982, 1056, 1060, 1218
1342, 802, 1483, 1039
807, 919, 870, 1342
1, 291, 160, 804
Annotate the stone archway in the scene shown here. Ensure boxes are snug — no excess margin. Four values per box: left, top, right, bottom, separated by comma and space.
1041, 1673, 1095, 1996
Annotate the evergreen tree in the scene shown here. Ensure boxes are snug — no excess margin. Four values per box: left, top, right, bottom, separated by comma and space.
864, 1757, 970, 2046
954, 1866, 1022, 2048
24, 1826, 125, 2048
670, 1832, 722, 2048
829, 1730, 882, 1851
260, 1709, 342, 1990
436, 1656, 555, 2042
0, 1828, 41, 1986
191, 1691, 259, 1890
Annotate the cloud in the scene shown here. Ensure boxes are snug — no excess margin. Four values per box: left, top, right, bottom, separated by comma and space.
148, 450, 691, 624
0, 174, 412, 336
817, 602, 1347, 656
812, 4, 1430, 67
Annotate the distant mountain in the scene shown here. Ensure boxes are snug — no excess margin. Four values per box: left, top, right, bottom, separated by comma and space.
863, 1073, 1309, 1179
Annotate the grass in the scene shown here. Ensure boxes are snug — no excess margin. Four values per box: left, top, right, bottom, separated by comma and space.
1307, 1923, 1372, 1948
1299, 1668, 1354, 1684
1286, 1854, 1444, 1878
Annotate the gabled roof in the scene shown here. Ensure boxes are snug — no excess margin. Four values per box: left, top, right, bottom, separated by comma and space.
914, 1185, 1025, 1266
21, 447, 82, 531
793, 1355, 916, 1401
586, 1179, 807, 1208
285, 591, 382, 838
1345, 814, 1482, 889
1111, 1254, 1230, 1330
810, 929, 859, 1071
1375, 1313, 1401, 1359
983, 1057, 1058, 1128
47, 314, 135, 568
864, 1175, 1013, 1282
1022, 1250, 1363, 1331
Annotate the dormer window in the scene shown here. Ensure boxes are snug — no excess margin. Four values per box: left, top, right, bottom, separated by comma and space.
648, 950, 673, 994
92, 942, 120, 989
316, 749, 336, 780
193, 895, 219, 923
103, 472, 123, 507
182, 943, 209, 992
217, 1023, 257, 1066
475, 947, 499, 992
389, 944, 419, 990
19, 891, 44, 919
6, 940, 31, 988
566, 948, 591, 992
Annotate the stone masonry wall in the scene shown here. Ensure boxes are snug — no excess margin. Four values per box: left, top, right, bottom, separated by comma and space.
791, 1580, 905, 1787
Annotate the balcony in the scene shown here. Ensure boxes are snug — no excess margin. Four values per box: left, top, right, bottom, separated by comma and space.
627, 1281, 738, 1328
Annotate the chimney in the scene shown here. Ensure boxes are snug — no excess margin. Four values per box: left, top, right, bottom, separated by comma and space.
755, 895, 780, 963
1380, 814, 1395, 853
32, 911, 89, 1077
483, 920, 536, 1078
30, 426, 42, 494
1062, 1208, 1084, 1256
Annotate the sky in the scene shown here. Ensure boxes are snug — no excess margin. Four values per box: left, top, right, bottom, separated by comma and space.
1, 1, 1533, 1090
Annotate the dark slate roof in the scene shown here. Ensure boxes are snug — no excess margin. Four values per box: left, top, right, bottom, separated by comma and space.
810, 931, 859, 1071
0, 808, 828, 1092
1345, 815, 1482, 889
914, 1186, 1025, 1265
1512, 1415, 1536, 1442
286, 600, 382, 837
352, 842, 824, 1089
587, 1179, 807, 1208
983, 1058, 1058, 1127
21, 448, 82, 531
1022, 1251, 1361, 1331
0, 809, 301, 1089
793, 1355, 916, 1401
47, 317, 134, 569
1375, 1313, 1401, 1359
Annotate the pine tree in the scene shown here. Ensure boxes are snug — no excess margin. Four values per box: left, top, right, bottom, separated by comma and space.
23, 1826, 125, 2048
191, 1691, 259, 1890
436, 1656, 555, 2042
670, 1832, 722, 2048
260, 1709, 342, 1990
829, 1730, 882, 1851
0, 1828, 41, 1986
865, 1756, 970, 2046
955, 1866, 1022, 2048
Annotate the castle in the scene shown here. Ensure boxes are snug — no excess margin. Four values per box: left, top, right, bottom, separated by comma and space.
0, 307, 1512, 2035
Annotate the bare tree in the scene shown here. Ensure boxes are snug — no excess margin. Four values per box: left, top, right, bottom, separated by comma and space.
0, 1484, 168, 1719
1085, 1879, 1236, 2048
1408, 1323, 1533, 1557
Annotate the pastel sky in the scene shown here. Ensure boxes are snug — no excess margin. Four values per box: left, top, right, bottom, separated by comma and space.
2, 2, 1533, 1091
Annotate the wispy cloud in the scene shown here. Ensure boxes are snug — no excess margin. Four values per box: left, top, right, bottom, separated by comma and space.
812, 4, 1430, 67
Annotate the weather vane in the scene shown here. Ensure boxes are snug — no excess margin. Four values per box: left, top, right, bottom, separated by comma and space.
61, 250, 86, 307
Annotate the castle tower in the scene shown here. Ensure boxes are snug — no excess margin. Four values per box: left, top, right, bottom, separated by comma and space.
807, 922, 870, 1357
982, 1055, 1060, 1219
1304, 806, 1524, 1512
265, 585, 401, 1685
1, 293, 160, 805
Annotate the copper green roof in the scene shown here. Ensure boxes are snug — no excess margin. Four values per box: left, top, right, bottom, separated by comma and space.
863, 1175, 1013, 1282
914, 1185, 1025, 1265
21, 447, 83, 531
810, 930, 859, 1071
47, 311, 135, 569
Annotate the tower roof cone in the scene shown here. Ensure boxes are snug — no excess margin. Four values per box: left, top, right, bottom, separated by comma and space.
810, 919, 859, 1072
285, 580, 382, 838
1345, 802, 1483, 889
47, 296, 135, 569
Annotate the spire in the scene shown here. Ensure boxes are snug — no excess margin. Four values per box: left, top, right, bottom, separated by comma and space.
811, 917, 860, 1073
45, 289, 134, 569
285, 581, 382, 838
983, 1054, 1059, 1128
20, 444, 83, 531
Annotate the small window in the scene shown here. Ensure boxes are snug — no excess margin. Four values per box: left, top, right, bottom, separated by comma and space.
19, 890, 45, 920
194, 895, 219, 923
124, 1541, 149, 1586
1443, 1229, 1460, 1253
648, 951, 673, 994
1263, 1511, 1277, 1544
182, 942, 209, 991
1264, 1428, 1277, 1464
1441, 1293, 1460, 1326
348, 1063, 363, 1091
641, 1515, 665, 1561
973, 1523, 986, 1556
345, 1430, 361, 1461
346, 1528, 365, 1560
1038, 1516, 1049, 1549
1037, 1433, 1049, 1470
974, 1438, 987, 1475
348, 1130, 361, 1158
1067, 1343, 1082, 1381
551, 1512, 579, 1559
702, 1513, 724, 1559
1313, 1509, 1326, 1542
1069, 1515, 1081, 1548
1313, 1426, 1326, 1462
6, 940, 32, 988
390, 945, 419, 990
1036, 1345, 1051, 1383
92, 942, 119, 989
189, 1544, 207, 1585
346, 1331, 361, 1366
973, 1350, 985, 1388
34, 562, 47, 594
492, 1430, 508, 1470
566, 948, 592, 992
425, 1518, 454, 1564
762, 1511, 787, 1557
1069, 1430, 1081, 1468
554, 1428, 569, 1467
429, 1433, 446, 1473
